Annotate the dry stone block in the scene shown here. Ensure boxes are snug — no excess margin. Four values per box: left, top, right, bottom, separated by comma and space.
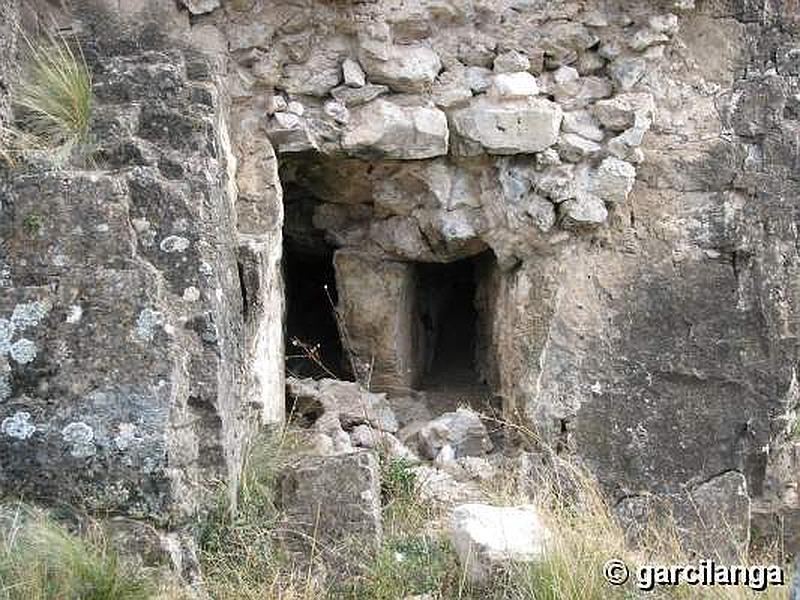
450, 96, 562, 155
450, 504, 551, 584
359, 43, 441, 93
278, 451, 382, 565
342, 98, 448, 159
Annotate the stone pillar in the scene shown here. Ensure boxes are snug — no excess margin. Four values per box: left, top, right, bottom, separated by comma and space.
333, 250, 424, 392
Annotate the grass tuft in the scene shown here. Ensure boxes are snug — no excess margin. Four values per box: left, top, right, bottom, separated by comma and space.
1, 27, 92, 165
0, 504, 155, 600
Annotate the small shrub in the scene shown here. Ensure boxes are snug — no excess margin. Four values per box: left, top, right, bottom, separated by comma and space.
380, 457, 417, 502
22, 213, 42, 236
0, 505, 155, 600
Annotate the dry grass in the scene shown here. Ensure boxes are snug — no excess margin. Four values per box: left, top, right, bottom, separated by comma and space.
1, 27, 92, 165
0, 504, 157, 600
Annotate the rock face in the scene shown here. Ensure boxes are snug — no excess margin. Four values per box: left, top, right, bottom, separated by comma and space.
450, 504, 551, 584
0, 0, 18, 128
2, 0, 800, 569
0, 13, 284, 526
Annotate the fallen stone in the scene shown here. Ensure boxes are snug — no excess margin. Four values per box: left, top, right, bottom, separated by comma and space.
287, 377, 399, 433
450, 504, 551, 584
278, 451, 382, 567
488, 72, 539, 97
450, 96, 562, 155
412, 465, 483, 505
342, 98, 448, 159
418, 408, 493, 460
350, 424, 416, 460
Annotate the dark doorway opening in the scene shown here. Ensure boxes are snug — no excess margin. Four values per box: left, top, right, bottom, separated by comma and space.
282, 183, 351, 381
417, 254, 487, 389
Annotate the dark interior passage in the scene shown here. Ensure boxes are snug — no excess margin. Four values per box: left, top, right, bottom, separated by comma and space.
417, 255, 484, 388
283, 239, 350, 381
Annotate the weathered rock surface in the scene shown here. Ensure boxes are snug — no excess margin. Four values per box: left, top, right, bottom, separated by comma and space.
0, 48, 268, 523
342, 99, 448, 160
418, 408, 493, 461
450, 504, 551, 584
449, 97, 562, 155
277, 451, 382, 568
3, 0, 800, 568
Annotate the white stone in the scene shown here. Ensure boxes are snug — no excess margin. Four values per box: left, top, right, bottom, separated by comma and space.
359, 43, 441, 93
590, 157, 637, 203
2, 411, 36, 439
268, 95, 287, 114
650, 13, 680, 35
273, 111, 301, 129
560, 193, 608, 227
465, 66, 493, 93
553, 65, 579, 84
178, 0, 219, 14
450, 504, 551, 583
324, 100, 349, 124
493, 50, 530, 73
557, 133, 602, 162
342, 58, 366, 88
488, 72, 539, 97
450, 96, 562, 155
342, 98, 448, 159
562, 110, 604, 141
287, 101, 305, 116
418, 408, 493, 460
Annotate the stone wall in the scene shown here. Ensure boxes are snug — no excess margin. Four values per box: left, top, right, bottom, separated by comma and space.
186, 0, 800, 547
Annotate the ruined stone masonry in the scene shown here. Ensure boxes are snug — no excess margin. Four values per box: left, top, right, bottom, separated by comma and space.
1, 0, 800, 572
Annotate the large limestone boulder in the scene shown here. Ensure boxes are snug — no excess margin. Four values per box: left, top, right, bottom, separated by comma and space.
449, 97, 562, 155
450, 504, 551, 584
342, 98, 449, 159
